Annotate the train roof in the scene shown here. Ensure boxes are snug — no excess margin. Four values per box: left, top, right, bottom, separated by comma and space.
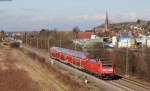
51, 47, 112, 63
71, 50, 88, 58
51, 47, 88, 58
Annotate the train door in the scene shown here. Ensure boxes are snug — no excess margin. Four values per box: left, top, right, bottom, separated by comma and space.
66, 54, 73, 63
80, 57, 88, 70
73, 57, 79, 66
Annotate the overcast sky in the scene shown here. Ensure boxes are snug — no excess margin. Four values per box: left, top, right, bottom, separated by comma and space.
0, 0, 150, 31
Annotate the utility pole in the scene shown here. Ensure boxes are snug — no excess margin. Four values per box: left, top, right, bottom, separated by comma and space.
47, 38, 50, 52
25, 32, 27, 45
44, 39, 46, 49
59, 32, 62, 48
59, 34, 62, 59
125, 40, 129, 77
75, 40, 77, 50
37, 37, 38, 48
146, 36, 147, 48
60, 38, 62, 48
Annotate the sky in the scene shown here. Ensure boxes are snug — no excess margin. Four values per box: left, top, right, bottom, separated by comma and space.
0, 0, 150, 31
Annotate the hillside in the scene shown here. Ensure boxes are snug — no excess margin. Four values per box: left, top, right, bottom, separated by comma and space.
96, 20, 150, 32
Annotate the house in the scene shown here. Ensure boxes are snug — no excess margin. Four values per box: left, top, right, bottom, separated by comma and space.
142, 36, 150, 47
112, 36, 117, 46
74, 32, 105, 48
134, 35, 150, 48
77, 32, 95, 39
13, 31, 37, 37
135, 35, 143, 47
14, 32, 26, 36
117, 33, 135, 48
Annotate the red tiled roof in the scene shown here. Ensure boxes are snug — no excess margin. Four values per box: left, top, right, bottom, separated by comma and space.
77, 32, 95, 39
14, 32, 36, 36
15, 32, 26, 36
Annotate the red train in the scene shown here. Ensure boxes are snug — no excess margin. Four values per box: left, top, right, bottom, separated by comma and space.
49, 47, 114, 79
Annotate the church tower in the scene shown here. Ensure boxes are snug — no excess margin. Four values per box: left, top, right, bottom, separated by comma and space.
104, 12, 109, 32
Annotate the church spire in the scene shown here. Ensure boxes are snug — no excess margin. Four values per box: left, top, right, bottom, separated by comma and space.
105, 11, 109, 32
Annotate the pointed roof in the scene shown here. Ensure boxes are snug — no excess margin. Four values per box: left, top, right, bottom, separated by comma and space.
104, 12, 109, 32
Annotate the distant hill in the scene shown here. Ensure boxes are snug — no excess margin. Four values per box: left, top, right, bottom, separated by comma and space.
96, 20, 150, 32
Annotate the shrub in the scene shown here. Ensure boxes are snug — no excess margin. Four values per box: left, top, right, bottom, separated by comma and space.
10, 42, 20, 48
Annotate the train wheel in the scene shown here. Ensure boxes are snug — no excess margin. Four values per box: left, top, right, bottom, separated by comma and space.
99, 75, 103, 80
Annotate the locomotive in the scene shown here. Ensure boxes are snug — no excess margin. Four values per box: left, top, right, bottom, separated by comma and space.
49, 47, 114, 79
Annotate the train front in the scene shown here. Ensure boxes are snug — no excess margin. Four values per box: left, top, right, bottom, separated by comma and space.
100, 61, 114, 79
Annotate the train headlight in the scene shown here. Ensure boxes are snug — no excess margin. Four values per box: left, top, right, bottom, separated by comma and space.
102, 69, 106, 72
108, 69, 113, 72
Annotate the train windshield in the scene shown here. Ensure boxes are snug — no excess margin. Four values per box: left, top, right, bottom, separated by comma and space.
102, 64, 112, 67
102, 60, 112, 67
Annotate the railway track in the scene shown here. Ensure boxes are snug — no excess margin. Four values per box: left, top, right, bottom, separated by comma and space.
107, 79, 150, 91
58, 58, 150, 91
53, 57, 150, 91
50, 55, 150, 91
120, 78, 150, 91
108, 81, 135, 91
22, 45, 150, 91
122, 78, 150, 89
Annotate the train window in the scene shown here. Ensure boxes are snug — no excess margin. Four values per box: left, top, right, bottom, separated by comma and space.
90, 59, 97, 62
87, 55, 96, 59
102, 64, 112, 67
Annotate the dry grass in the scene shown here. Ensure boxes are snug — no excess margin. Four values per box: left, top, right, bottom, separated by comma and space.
0, 45, 40, 91
0, 69, 39, 91
25, 50, 90, 91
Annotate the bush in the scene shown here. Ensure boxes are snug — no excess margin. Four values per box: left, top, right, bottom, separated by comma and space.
10, 42, 20, 48
111, 48, 150, 83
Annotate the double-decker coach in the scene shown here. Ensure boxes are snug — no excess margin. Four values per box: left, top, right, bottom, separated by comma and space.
49, 47, 114, 79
